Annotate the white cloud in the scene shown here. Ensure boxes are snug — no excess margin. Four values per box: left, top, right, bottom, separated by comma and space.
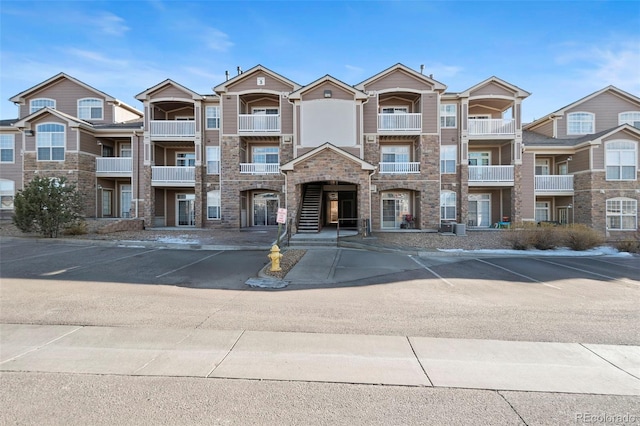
422, 63, 463, 80
92, 12, 130, 36
202, 27, 233, 52
64, 48, 129, 68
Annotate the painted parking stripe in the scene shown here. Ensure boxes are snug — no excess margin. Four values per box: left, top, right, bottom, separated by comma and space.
534, 258, 640, 287
38, 248, 160, 277
156, 251, 224, 278
590, 257, 640, 271
409, 256, 455, 287
1, 245, 100, 264
474, 258, 562, 290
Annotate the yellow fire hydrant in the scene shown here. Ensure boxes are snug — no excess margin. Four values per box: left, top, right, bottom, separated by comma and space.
268, 244, 283, 272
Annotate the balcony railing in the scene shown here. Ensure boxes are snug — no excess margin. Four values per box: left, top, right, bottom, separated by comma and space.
150, 120, 196, 137
468, 119, 515, 136
96, 157, 132, 174
535, 175, 574, 192
379, 162, 421, 174
240, 163, 280, 174
151, 166, 195, 185
238, 115, 281, 132
469, 165, 514, 182
378, 113, 421, 131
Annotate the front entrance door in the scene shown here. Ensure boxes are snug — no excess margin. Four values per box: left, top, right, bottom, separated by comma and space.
382, 192, 410, 229
253, 192, 279, 226
468, 194, 491, 227
177, 194, 195, 226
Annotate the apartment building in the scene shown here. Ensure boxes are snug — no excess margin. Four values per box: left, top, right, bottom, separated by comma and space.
1, 65, 638, 236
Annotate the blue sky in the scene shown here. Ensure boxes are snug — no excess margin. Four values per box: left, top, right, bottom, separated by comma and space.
1, 1, 639, 122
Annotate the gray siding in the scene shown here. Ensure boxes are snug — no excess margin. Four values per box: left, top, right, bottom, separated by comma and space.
558, 92, 640, 137
422, 94, 438, 133
301, 83, 354, 101
222, 95, 238, 134
363, 69, 434, 92
150, 85, 191, 99
226, 71, 295, 93
470, 82, 514, 97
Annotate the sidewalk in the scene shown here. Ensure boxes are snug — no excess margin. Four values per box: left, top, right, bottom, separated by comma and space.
1, 324, 638, 395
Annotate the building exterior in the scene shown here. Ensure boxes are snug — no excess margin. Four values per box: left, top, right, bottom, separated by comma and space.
1, 65, 638, 237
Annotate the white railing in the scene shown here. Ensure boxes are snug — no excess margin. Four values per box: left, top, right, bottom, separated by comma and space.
151, 166, 195, 184
150, 120, 196, 137
240, 163, 280, 174
379, 162, 421, 174
469, 165, 514, 182
468, 119, 515, 135
378, 113, 421, 131
96, 157, 132, 174
535, 175, 574, 192
238, 114, 281, 132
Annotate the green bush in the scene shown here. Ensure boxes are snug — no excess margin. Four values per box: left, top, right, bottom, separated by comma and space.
564, 224, 604, 251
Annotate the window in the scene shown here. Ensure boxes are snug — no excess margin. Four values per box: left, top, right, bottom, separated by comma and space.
207, 146, 220, 174
535, 158, 550, 175
567, 112, 594, 135
606, 140, 637, 180
535, 202, 550, 222
606, 198, 637, 230
176, 152, 195, 167
381, 107, 408, 114
0, 179, 15, 209
619, 112, 640, 129
120, 144, 131, 158
381, 145, 409, 163
440, 191, 456, 220
468, 152, 490, 166
252, 146, 279, 163
440, 145, 456, 173
0, 135, 15, 163
206, 106, 220, 129
207, 190, 221, 219
252, 108, 278, 115
78, 98, 103, 120
36, 123, 65, 161
440, 104, 457, 128
30, 98, 55, 113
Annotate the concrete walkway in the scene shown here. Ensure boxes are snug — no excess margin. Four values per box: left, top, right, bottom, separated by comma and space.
1, 324, 638, 395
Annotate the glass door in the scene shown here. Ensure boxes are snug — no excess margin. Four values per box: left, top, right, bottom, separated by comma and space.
177, 194, 195, 226
253, 193, 279, 226
468, 194, 490, 227
381, 192, 410, 229
120, 184, 132, 218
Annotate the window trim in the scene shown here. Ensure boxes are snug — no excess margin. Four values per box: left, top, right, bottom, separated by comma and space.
619, 111, 640, 128
36, 122, 65, 162
252, 146, 279, 164
30, 98, 56, 114
206, 146, 220, 174
176, 152, 196, 167
440, 104, 457, 129
440, 190, 456, 221
605, 140, 637, 181
606, 197, 637, 231
77, 98, 104, 120
206, 106, 221, 129
381, 106, 409, 114
567, 111, 594, 135
440, 145, 456, 174
0, 134, 15, 163
381, 145, 410, 163
207, 189, 221, 220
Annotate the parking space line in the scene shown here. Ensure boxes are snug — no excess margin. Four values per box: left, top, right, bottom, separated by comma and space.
534, 258, 639, 287
590, 257, 640, 271
409, 256, 455, 287
0, 245, 100, 264
155, 251, 224, 278
474, 259, 562, 290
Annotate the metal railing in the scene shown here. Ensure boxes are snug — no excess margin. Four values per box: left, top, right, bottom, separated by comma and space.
96, 157, 132, 174
151, 166, 195, 184
468, 119, 515, 135
239, 163, 280, 174
150, 120, 196, 137
469, 165, 514, 182
378, 113, 421, 131
535, 175, 574, 192
238, 114, 281, 132
379, 162, 420, 174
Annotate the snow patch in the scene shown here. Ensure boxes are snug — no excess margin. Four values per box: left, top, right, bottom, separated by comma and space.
438, 246, 632, 257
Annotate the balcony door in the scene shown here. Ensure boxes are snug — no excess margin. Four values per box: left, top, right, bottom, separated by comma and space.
177, 152, 195, 167
469, 152, 490, 166
177, 194, 195, 227
120, 184, 132, 218
381, 192, 410, 229
252, 108, 278, 131
468, 194, 490, 227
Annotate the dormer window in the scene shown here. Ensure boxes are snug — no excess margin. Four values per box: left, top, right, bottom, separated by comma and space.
78, 98, 103, 120
30, 98, 55, 113
567, 112, 594, 135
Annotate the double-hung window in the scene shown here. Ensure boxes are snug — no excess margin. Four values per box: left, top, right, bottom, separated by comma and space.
567, 112, 594, 135
207, 190, 221, 219
440, 104, 457, 128
0, 135, 15, 163
206, 106, 220, 129
535, 202, 550, 222
535, 158, 550, 175
440, 145, 456, 174
606, 140, 637, 180
606, 198, 637, 230
619, 112, 640, 129
36, 123, 65, 161
30, 98, 55, 113
176, 152, 195, 167
381, 145, 411, 173
440, 191, 456, 221
78, 98, 103, 120
207, 146, 220, 174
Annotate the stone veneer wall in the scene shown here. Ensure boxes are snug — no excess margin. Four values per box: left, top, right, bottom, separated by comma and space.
96, 219, 144, 234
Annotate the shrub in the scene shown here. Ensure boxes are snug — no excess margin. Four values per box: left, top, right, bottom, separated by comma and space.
63, 220, 88, 236
531, 223, 562, 250
614, 233, 640, 254
504, 223, 535, 250
564, 224, 604, 251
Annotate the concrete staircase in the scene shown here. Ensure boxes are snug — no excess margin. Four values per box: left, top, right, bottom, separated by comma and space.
297, 184, 322, 233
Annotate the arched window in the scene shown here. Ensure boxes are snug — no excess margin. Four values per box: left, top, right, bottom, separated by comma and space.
78, 98, 103, 120
440, 191, 457, 221
606, 140, 637, 181
619, 111, 640, 128
567, 112, 594, 135
36, 123, 65, 161
30, 98, 56, 114
606, 198, 637, 230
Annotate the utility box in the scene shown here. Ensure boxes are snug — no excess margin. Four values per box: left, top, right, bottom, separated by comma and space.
439, 221, 454, 233
455, 223, 466, 236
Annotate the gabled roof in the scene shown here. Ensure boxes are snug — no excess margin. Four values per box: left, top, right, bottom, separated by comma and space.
524, 86, 640, 131
9, 72, 140, 115
135, 79, 205, 101
523, 124, 640, 149
13, 107, 93, 130
354, 63, 447, 92
458, 76, 530, 98
288, 75, 368, 100
281, 143, 375, 171
213, 65, 301, 93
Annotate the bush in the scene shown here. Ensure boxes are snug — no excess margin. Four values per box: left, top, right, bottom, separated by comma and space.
531, 223, 562, 250
504, 222, 535, 250
614, 233, 640, 254
63, 220, 88, 236
13, 176, 84, 238
564, 224, 604, 251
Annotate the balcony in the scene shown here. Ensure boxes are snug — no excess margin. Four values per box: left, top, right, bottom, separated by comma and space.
240, 163, 280, 174
535, 175, 574, 193
469, 165, 514, 186
239, 115, 281, 133
150, 120, 196, 138
379, 162, 421, 174
378, 113, 421, 132
96, 157, 132, 176
151, 166, 195, 186
468, 119, 515, 137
